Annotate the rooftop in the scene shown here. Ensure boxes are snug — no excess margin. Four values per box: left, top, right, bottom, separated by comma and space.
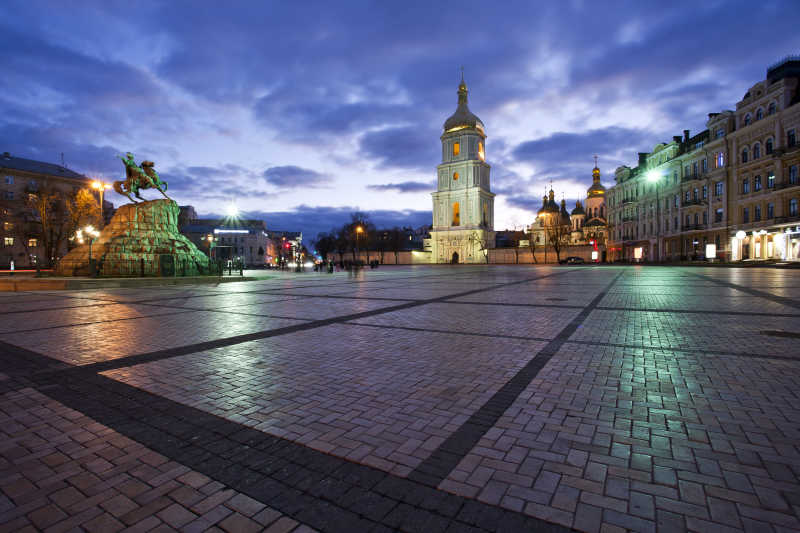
0, 152, 88, 181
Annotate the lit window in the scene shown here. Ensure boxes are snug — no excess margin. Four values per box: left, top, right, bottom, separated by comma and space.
742, 178, 750, 194
478, 141, 485, 161
715, 208, 723, 223
716, 152, 724, 168
715, 182, 723, 196
28, 238, 37, 247
768, 173, 775, 189
3, 237, 12, 246
453, 172, 459, 181
452, 202, 460, 226
453, 142, 460, 156
2, 222, 11, 231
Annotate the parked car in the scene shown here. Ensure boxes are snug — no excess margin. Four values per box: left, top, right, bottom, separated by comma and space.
559, 256, 585, 264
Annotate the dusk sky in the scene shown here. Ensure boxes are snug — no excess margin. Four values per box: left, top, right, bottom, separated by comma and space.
2, 1, 799, 240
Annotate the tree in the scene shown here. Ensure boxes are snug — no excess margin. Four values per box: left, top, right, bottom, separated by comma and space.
66, 188, 100, 240
544, 217, 571, 263
24, 187, 99, 268
526, 228, 538, 264
387, 227, 404, 264
312, 232, 336, 261
506, 230, 525, 264
468, 227, 491, 264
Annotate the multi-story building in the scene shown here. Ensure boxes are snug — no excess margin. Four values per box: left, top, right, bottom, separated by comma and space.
0, 152, 95, 267
181, 218, 274, 267
608, 57, 800, 262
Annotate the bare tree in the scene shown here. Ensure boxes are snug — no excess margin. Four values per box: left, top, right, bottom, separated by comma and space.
544, 218, 571, 263
526, 230, 538, 264
387, 227, 404, 264
468, 229, 491, 264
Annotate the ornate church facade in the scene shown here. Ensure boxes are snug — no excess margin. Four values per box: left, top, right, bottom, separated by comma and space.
430, 76, 495, 263
529, 162, 609, 248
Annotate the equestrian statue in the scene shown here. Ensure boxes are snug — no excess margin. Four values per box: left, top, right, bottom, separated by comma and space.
114, 152, 171, 203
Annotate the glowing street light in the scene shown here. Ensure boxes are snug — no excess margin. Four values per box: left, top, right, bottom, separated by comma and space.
91, 180, 112, 228
81, 225, 101, 277
226, 203, 239, 218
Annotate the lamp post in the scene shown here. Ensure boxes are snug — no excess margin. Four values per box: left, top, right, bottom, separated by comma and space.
78, 225, 100, 276
355, 225, 364, 263
91, 181, 112, 228
646, 169, 662, 262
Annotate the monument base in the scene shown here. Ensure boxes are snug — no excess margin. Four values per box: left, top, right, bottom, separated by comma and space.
55, 199, 210, 277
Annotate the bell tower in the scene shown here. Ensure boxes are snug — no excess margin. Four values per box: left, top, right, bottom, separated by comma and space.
430, 73, 495, 263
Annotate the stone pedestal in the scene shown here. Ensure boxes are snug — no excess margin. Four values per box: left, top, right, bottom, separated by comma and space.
56, 199, 210, 277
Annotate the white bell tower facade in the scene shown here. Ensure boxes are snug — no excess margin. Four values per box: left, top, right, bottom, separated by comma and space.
430, 75, 495, 263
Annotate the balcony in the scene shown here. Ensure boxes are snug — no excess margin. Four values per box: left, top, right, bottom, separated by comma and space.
774, 214, 800, 224
681, 173, 706, 183
682, 198, 707, 207
776, 180, 800, 190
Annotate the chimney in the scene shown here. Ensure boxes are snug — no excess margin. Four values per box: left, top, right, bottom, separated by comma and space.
683, 129, 690, 142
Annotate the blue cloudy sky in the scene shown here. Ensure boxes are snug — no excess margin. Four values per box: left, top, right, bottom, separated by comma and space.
2, 0, 798, 239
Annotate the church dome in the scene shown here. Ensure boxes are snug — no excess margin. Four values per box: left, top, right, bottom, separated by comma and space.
571, 201, 586, 216
537, 189, 560, 216
587, 165, 606, 197
443, 78, 485, 134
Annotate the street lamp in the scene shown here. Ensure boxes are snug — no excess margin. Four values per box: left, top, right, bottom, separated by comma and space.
355, 226, 364, 262
91, 181, 112, 228
77, 225, 100, 276
646, 169, 662, 262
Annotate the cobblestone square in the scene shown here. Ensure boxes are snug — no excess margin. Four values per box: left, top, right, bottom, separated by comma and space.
1, 265, 799, 532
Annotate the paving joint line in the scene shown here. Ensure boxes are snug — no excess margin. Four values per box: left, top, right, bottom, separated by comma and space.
407, 270, 625, 487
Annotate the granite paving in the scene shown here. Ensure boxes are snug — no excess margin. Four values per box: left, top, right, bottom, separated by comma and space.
1, 265, 799, 532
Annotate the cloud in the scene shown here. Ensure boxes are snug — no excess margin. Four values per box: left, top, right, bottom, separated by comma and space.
358, 127, 440, 170
263, 166, 327, 188
367, 181, 434, 193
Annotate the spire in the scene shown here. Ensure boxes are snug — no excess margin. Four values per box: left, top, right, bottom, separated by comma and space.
592, 155, 601, 182
458, 67, 468, 105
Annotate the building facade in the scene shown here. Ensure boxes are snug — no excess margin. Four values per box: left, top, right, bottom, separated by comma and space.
0, 152, 95, 267
430, 76, 495, 263
607, 57, 800, 262
529, 162, 608, 257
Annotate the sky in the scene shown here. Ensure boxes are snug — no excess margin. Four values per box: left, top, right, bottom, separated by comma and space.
2, 0, 799, 241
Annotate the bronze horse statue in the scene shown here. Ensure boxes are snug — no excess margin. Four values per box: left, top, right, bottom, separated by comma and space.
114, 153, 171, 203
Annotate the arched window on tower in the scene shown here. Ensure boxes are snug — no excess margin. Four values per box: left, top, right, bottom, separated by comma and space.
478, 141, 485, 161
768, 102, 777, 115
756, 108, 764, 121
453, 172, 459, 181
482, 203, 488, 226
453, 142, 460, 157
452, 202, 460, 226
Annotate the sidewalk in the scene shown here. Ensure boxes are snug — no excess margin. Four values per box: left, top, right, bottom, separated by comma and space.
0, 275, 269, 292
